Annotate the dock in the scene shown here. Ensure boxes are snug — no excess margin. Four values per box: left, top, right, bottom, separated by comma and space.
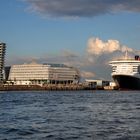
0, 84, 118, 91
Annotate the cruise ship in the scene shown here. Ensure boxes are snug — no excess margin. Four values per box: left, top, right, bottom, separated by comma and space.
109, 52, 140, 90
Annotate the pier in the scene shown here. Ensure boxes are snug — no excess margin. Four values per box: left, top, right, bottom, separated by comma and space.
0, 84, 85, 91
0, 84, 118, 91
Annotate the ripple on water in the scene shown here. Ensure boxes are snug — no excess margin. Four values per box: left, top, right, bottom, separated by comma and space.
0, 91, 140, 140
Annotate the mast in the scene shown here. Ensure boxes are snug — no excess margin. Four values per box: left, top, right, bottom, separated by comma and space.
124, 50, 128, 60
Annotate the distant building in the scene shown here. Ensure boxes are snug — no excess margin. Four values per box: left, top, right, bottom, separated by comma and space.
85, 79, 110, 89
0, 42, 6, 82
5, 66, 11, 81
8, 62, 80, 85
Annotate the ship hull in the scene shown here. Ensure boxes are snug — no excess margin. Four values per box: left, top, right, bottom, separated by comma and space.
112, 75, 140, 90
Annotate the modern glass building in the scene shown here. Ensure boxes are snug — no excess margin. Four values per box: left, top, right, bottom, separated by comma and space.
8, 62, 80, 85
0, 42, 6, 82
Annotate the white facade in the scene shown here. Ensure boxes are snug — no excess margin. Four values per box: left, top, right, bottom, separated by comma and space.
8, 63, 80, 85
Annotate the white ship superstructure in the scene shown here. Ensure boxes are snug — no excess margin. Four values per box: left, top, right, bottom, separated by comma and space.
109, 55, 140, 90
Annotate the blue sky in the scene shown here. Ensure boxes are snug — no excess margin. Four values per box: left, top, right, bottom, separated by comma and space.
0, 0, 140, 79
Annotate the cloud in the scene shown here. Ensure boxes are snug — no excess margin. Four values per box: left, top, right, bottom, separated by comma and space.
87, 37, 133, 56
81, 71, 95, 79
23, 0, 140, 17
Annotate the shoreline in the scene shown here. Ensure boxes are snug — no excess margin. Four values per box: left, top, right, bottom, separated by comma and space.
0, 84, 116, 91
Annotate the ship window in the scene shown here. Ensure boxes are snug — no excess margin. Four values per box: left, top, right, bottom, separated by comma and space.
112, 66, 117, 72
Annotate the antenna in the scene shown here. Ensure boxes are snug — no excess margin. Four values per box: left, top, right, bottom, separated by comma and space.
124, 50, 128, 59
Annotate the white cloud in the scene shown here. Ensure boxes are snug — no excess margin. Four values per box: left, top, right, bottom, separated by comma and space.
87, 37, 133, 55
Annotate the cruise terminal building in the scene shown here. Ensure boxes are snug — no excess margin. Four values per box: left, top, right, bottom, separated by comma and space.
8, 62, 80, 85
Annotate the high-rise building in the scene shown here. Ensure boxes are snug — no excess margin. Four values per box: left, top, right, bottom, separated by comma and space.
0, 42, 6, 82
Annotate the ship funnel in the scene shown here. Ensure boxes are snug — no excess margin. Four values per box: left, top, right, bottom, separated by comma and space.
135, 55, 139, 60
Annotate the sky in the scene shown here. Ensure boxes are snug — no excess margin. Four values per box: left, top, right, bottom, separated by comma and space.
0, 0, 140, 80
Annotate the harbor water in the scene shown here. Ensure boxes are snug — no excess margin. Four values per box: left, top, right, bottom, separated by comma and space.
0, 90, 140, 140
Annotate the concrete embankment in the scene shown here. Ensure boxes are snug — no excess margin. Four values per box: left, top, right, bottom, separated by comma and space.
0, 84, 89, 91
0, 84, 118, 91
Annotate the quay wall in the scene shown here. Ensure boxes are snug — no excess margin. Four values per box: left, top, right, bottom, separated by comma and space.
0, 84, 118, 91
0, 84, 89, 91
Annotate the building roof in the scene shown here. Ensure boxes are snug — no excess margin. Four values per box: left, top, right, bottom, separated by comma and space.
43, 63, 69, 68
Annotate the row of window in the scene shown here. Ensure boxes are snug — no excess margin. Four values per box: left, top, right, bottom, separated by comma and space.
112, 65, 140, 74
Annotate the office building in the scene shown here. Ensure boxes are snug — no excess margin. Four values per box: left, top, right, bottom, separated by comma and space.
8, 62, 80, 85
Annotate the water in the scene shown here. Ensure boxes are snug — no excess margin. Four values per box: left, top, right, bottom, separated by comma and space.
0, 90, 140, 140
